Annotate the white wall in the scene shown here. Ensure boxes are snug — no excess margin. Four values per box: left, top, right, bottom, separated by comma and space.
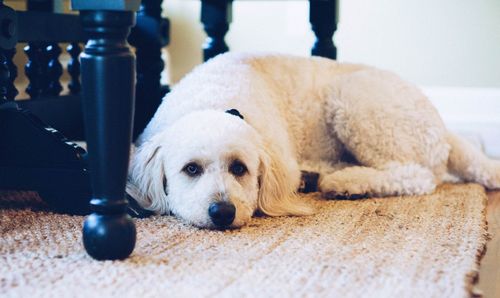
164, 0, 500, 88
337, 0, 500, 88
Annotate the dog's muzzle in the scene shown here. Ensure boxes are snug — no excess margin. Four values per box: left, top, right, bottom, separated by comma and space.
208, 202, 236, 228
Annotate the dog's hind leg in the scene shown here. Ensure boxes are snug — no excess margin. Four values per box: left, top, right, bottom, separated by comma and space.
319, 162, 437, 199
322, 69, 450, 198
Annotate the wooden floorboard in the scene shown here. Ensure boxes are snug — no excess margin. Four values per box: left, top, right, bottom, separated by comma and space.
478, 190, 500, 297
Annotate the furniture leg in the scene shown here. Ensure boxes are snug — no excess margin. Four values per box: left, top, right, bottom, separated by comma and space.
72, 0, 140, 260
0, 1, 91, 214
201, 0, 232, 61
128, 0, 170, 138
309, 0, 337, 59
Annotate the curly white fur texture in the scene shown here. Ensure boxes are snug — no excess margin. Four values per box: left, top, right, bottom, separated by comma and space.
127, 53, 500, 228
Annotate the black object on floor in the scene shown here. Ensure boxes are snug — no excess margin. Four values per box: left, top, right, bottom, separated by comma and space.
299, 171, 320, 193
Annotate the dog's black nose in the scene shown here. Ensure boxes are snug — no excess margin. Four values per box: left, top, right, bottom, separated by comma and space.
208, 202, 236, 227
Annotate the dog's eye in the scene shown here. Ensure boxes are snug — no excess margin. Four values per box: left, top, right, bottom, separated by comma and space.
229, 160, 248, 177
183, 162, 203, 177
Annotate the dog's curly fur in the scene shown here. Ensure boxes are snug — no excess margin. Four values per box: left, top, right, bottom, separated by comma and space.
127, 53, 500, 228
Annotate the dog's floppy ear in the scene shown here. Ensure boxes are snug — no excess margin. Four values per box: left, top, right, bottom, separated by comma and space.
126, 138, 169, 214
257, 145, 314, 217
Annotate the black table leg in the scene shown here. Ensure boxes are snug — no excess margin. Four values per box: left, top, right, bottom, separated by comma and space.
77, 8, 138, 260
309, 0, 337, 59
129, 0, 170, 138
0, 0, 16, 104
201, 0, 232, 61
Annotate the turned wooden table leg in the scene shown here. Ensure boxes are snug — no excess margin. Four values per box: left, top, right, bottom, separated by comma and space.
72, 1, 140, 260
309, 0, 337, 59
201, 0, 232, 61
0, 0, 17, 104
128, 0, 170, 138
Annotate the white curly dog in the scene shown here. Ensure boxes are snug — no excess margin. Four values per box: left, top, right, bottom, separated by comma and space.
127, 53, 500, 229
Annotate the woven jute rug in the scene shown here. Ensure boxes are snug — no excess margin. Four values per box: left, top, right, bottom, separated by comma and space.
0, 184, 488, 298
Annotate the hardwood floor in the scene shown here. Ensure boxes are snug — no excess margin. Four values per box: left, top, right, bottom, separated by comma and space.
478, 191, 500, 297
425, 87, 500, 297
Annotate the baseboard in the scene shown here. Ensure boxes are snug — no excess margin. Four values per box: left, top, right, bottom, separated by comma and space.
422, 86, 500, 158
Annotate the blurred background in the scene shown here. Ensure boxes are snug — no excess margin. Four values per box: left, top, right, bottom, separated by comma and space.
164, 0, 500, 157
164, 0, 500, 87
5, 0, 500, 156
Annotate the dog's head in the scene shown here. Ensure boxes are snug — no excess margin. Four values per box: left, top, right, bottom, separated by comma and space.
127, 110, 312, 229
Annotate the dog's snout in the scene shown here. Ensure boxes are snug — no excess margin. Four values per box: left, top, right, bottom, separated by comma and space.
208, 202, 236, 228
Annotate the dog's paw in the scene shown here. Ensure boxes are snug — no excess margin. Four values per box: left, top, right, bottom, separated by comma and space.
486, 160, 500, 190
320, 180, 369, 200
319, 171, 372, 200
322, 191, 367, 200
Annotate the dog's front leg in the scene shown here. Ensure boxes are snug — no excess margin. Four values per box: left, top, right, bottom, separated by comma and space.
319, 163, 437, 199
